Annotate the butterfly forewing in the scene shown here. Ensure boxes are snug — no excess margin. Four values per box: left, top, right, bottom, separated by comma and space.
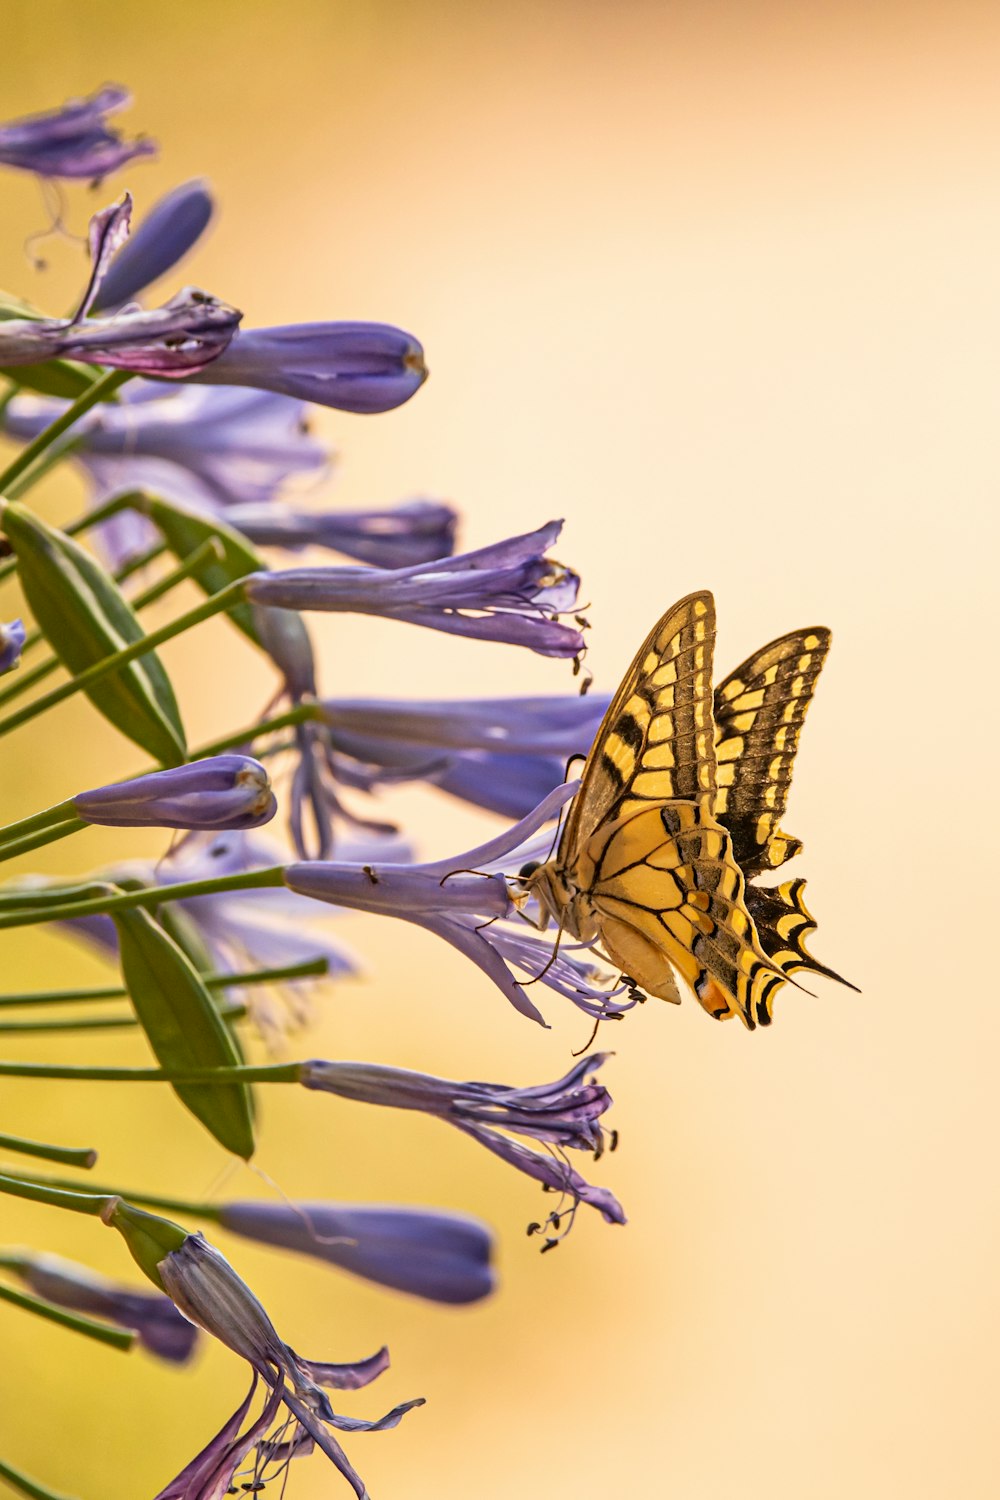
558, 590, 718, 863
713, 627, 830, 877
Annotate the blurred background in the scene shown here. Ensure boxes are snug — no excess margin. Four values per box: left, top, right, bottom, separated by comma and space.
0, 1, 997, 1495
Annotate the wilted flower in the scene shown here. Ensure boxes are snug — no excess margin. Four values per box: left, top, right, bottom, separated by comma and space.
300, 1054, 625, 1236
0, 1248, 198, 1363
285, 782, 631, 1025
216, 1200, 495, 1305
91, 179, 215, 311
227, 496, 458, 568
188, 321, 427, 413
105, 1204, 422, 1500
0, 84, 155, 181
245, 521, 586, 658
321, 690, 608, 817
0, 618, 26, 675
0, 197, 240, 377
72, 755, 277, 831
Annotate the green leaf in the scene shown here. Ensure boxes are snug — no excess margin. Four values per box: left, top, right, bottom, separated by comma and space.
157, 903, 248, 1061
133, 494, 266, 646
0, 360, 106, 400
113, 907, 255, 1160
0, 502, 186, 764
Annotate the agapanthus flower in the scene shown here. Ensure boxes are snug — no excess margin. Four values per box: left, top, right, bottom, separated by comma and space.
188, 321, 427, 413
216, 1200, 495, 1304
91, 179, 215, 311
72, 756, 277, 831
3, 382, 329, 570
245, 521, 586, 658
226, 496, 458, 568
0, 197, 240, 377
300, 1053, 625, 1235
0, 1249, 198, 1363
0, 85, 155, 181
105, 1206, 422, 1500
321, 690, 608, 817
0, 618, 26, 675
284, 782, 632, 1025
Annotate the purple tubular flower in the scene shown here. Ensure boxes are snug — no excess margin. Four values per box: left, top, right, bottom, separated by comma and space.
0, 618, 26, 675
0, 85, 156, 181
0, 194, 240, 377
72, 755, 277, 831
321, 691, 608, 816
300, 1054, 625, 1234
244, 521, 586, 658
187, 321, 427, 413
157, 1233, 423, 1499
284, 783, 633, 1025
217, 1201, 495, 1305
91, 179, 215, 311
226, 497, 458, 568
0, 1250, 197, 1363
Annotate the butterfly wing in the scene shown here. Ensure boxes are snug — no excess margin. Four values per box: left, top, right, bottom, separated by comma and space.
557, 590, 718, 865
713, 627, 830, 878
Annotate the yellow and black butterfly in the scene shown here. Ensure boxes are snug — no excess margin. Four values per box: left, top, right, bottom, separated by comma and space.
522, 591, 854, 1029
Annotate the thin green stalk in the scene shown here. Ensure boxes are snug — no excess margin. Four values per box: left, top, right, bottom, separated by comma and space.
0, 653, 60, 710
0, 957, 330, 1009
0, 1133, 96, 1170
0, 818, 87, 865
0, 1170, 113, 1216
194, 700, 324, 760
0, 369, 130, 492
5, 437, 80, 501
0, 1454, 77, 1500
0, 1172, 219, 1225
0, 576, 246, 742
0, 1060, 302, 1085
129, 537, 223, 609
0, 865, 285, 932
0, 1004, 244, 1035
0, 1280, 135, 1351
0, 800, 75, 849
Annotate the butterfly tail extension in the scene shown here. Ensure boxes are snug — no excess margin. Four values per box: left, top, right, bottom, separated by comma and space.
744, 877, 859, 998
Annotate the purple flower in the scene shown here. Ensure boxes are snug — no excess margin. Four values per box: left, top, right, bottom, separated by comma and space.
226, 497, 458, 568
187, 322, 427, 413
72, 756, 277, 831
0, 85, 155, 181
216, 1201, 495, 1305
300, 1054, 625, 1236
284, 783, 632, 1025
245, 522, 586, 658
0, 618, 26, 675
3, 382, 328, 571
152, 1229, 423, 1499
91, 179, 215, 311
0, 197, 240, 378
154, 1377, 287, 1500
0, 1249, 198, 1363
321, 691, 608, 816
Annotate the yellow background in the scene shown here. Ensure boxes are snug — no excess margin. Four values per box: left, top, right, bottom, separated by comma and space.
0, 2, 997, 1496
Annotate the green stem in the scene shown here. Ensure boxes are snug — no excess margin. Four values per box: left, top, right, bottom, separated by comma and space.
5, 437, 80, 501
0, 577, 246, 742
0, 369, 130, 492
0, 957, 330, 1009
0, 818, 87, 865
129, 536, 223, 609
0, 1454, 77, 1500
0, 1170, 112, 1216
0, 864, 285, 932
0, 1061, 303, 1085
0, 653, 60, 710
0, 1005, 244, 1035
0, 1133, 96, 1170
194, 700, 323, 759
0, 800, 74, 849
0, 1280, 135, 1351
0, 1174, 220, 1225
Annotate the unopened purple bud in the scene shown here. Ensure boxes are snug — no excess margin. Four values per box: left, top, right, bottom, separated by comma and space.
189, 322, 427, 413
0, 85, 156, 182
1, 1249, 198, 1363
72, 755, 277, 830
217, 1201, 495, 1305
91, 179, 214, 311
0, 618, 26, 674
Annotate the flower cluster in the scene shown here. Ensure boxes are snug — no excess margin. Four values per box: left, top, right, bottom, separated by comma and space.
0, 84, 629, 1500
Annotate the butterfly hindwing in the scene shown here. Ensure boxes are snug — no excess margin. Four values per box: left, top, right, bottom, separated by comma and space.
713, 627, 831, 878
559, 591, 718, 860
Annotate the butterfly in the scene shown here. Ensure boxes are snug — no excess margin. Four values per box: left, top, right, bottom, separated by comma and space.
521, 590, 854, 1029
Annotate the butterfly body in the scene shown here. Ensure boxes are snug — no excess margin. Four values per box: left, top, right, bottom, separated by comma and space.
524, 591, 853, 1029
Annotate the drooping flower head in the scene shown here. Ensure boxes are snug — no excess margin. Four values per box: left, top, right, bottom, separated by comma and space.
0, 85, 156, 181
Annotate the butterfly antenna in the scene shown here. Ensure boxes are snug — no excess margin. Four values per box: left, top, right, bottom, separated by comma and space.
571, 1014, 604, 1058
